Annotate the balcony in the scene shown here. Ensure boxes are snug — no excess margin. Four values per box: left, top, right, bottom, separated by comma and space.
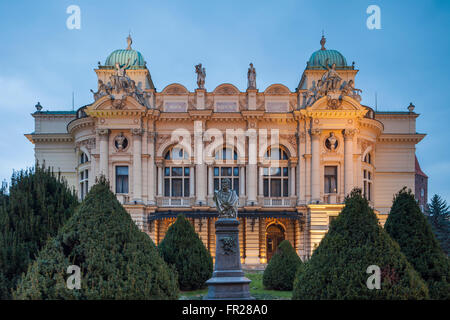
263, 197, 293, 207
160, 197, 191, 207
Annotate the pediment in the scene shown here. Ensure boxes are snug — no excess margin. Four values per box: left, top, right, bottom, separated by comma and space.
213, 83, 240, 95
302, 96, 368, 118
86, 95, 147, 116
264, 84, 291, 95
161, 83, 189, 95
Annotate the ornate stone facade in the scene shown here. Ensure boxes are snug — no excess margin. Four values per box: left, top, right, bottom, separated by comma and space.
25, 36, 426, 265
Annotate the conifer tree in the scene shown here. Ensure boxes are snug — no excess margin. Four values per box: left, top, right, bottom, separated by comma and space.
158, 215, 213, 291
14, 177, 179, 300
427, 194, 450, 255
263, 240, 302, 291
385, 188, 450, 300
293, 189, 428, 300
0, 165, 78, 299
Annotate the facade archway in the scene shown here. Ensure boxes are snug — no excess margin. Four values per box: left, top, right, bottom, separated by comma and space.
266, 223, 285, 261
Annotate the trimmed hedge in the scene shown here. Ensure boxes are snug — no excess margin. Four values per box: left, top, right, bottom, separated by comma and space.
293, 189, 428, 300
263, 240, 302, 290
14, 178, 179, 299
385, 188, 450, 300
158, 215, 213, 291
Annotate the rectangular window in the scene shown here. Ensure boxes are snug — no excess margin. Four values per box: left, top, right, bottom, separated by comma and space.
115, 166, 129, 194
324, 166, 337, 194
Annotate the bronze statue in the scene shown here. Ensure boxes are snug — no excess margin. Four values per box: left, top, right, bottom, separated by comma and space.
214, 178, 238, 219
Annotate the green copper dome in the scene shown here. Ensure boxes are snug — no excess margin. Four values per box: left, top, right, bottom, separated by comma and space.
104, 35, 146, 68
307, 36, 348, 69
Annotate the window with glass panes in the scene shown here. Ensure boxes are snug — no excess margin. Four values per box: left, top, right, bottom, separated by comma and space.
263, 147, 289, 197
324, 166, 338, 194
363, 169, 372, 201
79, 169, 89, 200
164, 147, 190, 197
213, 147, 239, 193
213, 166, 239, 194
164, 166, 190, 197
115, 166, 129, 194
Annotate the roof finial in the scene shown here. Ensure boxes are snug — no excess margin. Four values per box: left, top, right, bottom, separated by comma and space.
320, 32, 326, 50
126, 33, 132, 50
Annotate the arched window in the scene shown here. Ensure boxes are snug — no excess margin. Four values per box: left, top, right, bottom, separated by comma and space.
214, 147, 239, 194
263, 147, 289, 197
80, 152, 89, 164
164, 147, 190, 197
363, 153, 372, 164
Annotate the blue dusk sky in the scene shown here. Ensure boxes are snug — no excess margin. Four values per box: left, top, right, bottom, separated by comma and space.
0, 0, 449, 203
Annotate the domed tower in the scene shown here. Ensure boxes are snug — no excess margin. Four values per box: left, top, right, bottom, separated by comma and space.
95, 35, 155, 92
297, 35, 358, 106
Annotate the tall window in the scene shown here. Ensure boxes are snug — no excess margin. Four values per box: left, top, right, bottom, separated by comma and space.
164, 167, 190, 197
214, 147, 239, 194
164, 147, 190, 197
115, 166, 129, 194
324, 166, 337, 194
263, 147, 289, 197
363, 169, 372, 201
79, 169, 89, 200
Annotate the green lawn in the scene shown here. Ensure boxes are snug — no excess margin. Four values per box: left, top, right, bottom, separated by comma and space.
179, 271, 292, 300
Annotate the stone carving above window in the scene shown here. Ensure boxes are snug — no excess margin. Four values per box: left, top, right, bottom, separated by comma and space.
325, 132, 338, 151
114, 132, 129, 151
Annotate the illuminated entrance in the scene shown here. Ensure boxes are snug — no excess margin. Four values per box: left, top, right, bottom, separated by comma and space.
266, 224, 285, 261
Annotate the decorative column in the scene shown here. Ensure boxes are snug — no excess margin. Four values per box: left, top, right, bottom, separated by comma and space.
290, 164, 296, 197
148, 132, 156, 205
157, 163, 163, 197
258, 167, 264, 197
189, 165, 195, 198
344, 129, 355, 196
132, 128, 143, 203
97, 129, 109, 179
310, 129, 321, 203
195, 120, 207, 205
208, 165, 214, 197
298, 132, 306, 204
239, 164, 245, 197
246, 128, 258, 205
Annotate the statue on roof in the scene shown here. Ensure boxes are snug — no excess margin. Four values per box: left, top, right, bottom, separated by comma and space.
322, 62, 342, 91
341, 79, 362, 101
247, 63, 257, 90
126, 34, 132, 50
90, 80, 111, 101
195, 63, 206, 89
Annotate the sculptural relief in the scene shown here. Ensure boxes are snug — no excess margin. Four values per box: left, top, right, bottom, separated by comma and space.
325, 132, 338, 151
114, 132, 128, 151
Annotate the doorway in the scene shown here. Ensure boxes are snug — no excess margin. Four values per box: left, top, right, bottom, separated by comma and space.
266, 223, 285, 262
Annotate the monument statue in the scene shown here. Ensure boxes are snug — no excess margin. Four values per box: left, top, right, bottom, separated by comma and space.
247, 63, 256, 90
195, 63, 206, 89
213, 178, 238, 219
204, 179, 252, 300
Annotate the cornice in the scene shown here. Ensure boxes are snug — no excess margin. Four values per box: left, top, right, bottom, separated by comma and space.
377, 133, 426, 143
25, 133, 74, 144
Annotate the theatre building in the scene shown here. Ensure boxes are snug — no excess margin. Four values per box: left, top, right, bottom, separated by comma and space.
25, 36, 426, 265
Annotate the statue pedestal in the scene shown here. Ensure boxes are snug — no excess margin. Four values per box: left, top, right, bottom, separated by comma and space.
204, 218, 253, 300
